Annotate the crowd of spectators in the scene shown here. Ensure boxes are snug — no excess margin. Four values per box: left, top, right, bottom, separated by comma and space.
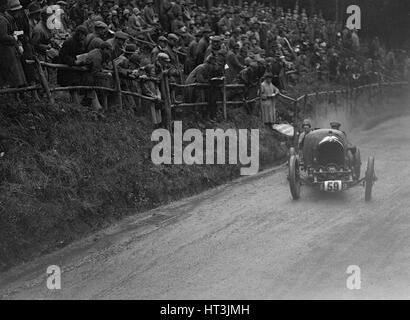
1, 0, 410, 125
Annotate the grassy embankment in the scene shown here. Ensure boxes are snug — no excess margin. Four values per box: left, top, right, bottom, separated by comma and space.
0, 93, 287, 271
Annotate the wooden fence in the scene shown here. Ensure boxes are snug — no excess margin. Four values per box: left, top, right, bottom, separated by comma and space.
0, 59, 408, 130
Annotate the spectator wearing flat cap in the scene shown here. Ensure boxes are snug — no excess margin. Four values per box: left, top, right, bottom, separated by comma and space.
0, 0, 26, 88
84, 21, 107, 52
151, 36, 168, 62
106, 30, 129, 59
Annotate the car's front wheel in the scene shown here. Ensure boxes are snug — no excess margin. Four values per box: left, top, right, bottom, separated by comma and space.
365, 156, 375, 202
289, 154, 301, 200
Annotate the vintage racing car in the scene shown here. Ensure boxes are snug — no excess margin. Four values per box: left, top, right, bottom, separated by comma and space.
287, 125, 376, 201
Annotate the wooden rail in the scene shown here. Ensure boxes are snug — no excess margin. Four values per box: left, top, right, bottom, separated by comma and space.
1, 58, 408, 127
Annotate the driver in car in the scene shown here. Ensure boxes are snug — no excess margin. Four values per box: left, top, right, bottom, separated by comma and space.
298, 119, 312, 165
299, 119, 312, 149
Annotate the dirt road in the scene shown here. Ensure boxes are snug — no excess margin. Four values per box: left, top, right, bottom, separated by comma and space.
1, 113, 410, 300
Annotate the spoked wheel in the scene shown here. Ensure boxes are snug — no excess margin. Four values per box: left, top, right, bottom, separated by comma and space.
365, 156, 375, 202
289, 154, 301, 200
354, 149, 361, 180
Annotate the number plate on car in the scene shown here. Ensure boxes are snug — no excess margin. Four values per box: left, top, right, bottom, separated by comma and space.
324, 181, 342, 192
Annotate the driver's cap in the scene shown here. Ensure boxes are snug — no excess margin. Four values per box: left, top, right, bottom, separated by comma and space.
330, 122, 341, 130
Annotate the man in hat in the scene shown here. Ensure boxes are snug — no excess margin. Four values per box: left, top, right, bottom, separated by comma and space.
298, 119, 312, 152
31, 8, 54, 60
228, 27, 241, 50
27, 1, 41, 34
204, 35, 221, 62
75, 41, 113, 110
0, 0, 26, 88
106, 30, 129, 59
126, 7, 141, 33
165, 33, 180, 69
225, 42, 244, 84
185, 54, 216, 114
140, 63, 163, 128
170, 12, 184, 34
114, 43, 137, 75
195, 27, 211, 65
142, 0, 157, 27
69, 0, 88, 27
7, 0, 37, 85
184, 29, 200, 75
237, 61, 260, 111
217, 9, 232, 34
57, 25, 88, 103
84, 20, 107, 52
260, 72, 279, 125
112, 42, 139, 108
151, 35, 168, 62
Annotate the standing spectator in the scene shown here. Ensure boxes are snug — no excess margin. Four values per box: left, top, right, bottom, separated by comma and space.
84, 21, 107, 52
225, 42, 243, 84
8, 0, 37, 85
142, 0, 156, 27
260, 72, 279, 125
0, 0, 26, 88
32, 8, 54, 61
57, 25, 87, 103
75, 41, 113, 110
106, 30, 129, 59
141, 63, 162, 128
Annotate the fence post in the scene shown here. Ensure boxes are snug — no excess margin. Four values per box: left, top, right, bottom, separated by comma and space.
113, 62, 123, 110
293, 100, 298, 126
160, 73, 172, 130
303, 94, 308, 115
34, 58, 54, 104
222, 76, 227, 120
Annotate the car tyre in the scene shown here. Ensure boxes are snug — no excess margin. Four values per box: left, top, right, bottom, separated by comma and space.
289, 154, 301, 200
365, 156, 375, 202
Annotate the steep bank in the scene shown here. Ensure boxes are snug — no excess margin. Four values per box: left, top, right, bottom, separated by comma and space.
0, 96, 286, 270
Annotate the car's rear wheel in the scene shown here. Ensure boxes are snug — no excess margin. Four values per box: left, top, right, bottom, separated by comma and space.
289, 154, 301, 200
354, 149, 361, 180
365, 156, 375, 202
